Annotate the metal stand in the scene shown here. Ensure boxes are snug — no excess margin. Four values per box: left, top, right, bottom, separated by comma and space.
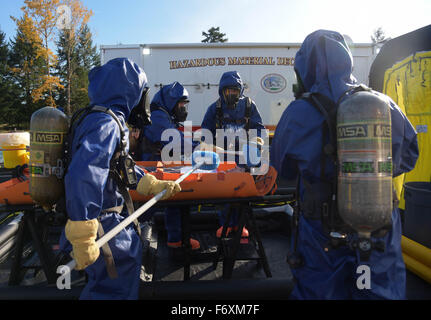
213, 202, 272, 279
8, 206, 57, 285
180, 205, 192, 281
156, 195, 292, 281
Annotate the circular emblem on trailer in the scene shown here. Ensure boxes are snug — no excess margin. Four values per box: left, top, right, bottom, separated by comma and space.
261, 73, 286, 93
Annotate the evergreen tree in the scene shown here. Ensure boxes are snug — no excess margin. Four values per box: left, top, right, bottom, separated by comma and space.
53, 0, 93, 115
0, 30, 8, 76
0, 29, 13, 126
54, 29, 73, 112
77, 25, 100, 69
202, 27, 228, 43
8, 17, 46, 128
56, 24, 100, 115
74, 24, 100, 113
371, 27, 389, 44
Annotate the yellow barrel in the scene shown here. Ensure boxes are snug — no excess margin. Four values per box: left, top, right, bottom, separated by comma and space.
0, 132, 30, 168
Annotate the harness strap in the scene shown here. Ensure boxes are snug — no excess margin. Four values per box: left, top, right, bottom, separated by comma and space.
92, 106, 128, 152
298, 93, 338, 228
215, 97, 252, 129
97, 218, 118, 279
244, 97, 251, 131
109, 152, 142, 239
293, 164, 301, 252
118, 181, 141, 237
215, 99, 223, 129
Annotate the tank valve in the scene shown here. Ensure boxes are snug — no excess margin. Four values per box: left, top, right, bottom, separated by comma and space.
350, 237, 385, 261
324, 231, 348, 251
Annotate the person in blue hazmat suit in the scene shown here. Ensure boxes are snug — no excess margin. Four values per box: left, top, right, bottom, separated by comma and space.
201, 71, 265, 238
59, 58, 181, 300
270, 30, 419, 299
136, 82, 201, 250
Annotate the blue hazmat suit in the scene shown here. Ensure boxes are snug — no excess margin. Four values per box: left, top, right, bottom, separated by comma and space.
140, 82, 197, 243
201, 71, 265, 142
270, 30, 419, 300
201, 71, 265, 227
59, 58, 148, 300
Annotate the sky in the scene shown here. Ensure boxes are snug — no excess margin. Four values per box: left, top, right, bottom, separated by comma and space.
0, 0, 430, 48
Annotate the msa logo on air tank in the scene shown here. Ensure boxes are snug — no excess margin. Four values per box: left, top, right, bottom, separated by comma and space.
338, 124, 367, 138
30, 132, 64, 144
341, 161, 392, 174
373, 124, 391, 137
338, 124, 391, 139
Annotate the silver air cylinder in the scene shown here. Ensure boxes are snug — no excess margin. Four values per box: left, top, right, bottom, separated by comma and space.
337, 91, 392, 239
29, 107, 69, 210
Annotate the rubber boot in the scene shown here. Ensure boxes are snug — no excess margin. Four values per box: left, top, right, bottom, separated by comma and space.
167, 238, 201, 250
216, 226, 249, 238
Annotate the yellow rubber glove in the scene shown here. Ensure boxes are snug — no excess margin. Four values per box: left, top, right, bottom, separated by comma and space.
199, 141, 224, 153
65, 219, 100, 270
249, 136, 264, 146
137, 174, 181, 200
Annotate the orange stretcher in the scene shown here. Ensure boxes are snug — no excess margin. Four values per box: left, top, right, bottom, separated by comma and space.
0, 162, 277, 205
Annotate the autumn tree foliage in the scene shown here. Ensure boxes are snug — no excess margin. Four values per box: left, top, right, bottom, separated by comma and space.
13, 0, 64, 107
1, 0, 100, 127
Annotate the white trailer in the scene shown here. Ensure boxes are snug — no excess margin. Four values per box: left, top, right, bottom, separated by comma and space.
100, 42, 375, 132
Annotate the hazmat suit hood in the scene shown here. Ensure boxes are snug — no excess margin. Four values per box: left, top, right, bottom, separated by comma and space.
151, 82, 189, 114
218, 71, 244, 103
294, 30, 357, 102
88, 57, 148, 120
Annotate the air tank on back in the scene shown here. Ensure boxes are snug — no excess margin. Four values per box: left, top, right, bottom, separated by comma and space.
337, 90, 392, 239
29, 107, 69, 210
